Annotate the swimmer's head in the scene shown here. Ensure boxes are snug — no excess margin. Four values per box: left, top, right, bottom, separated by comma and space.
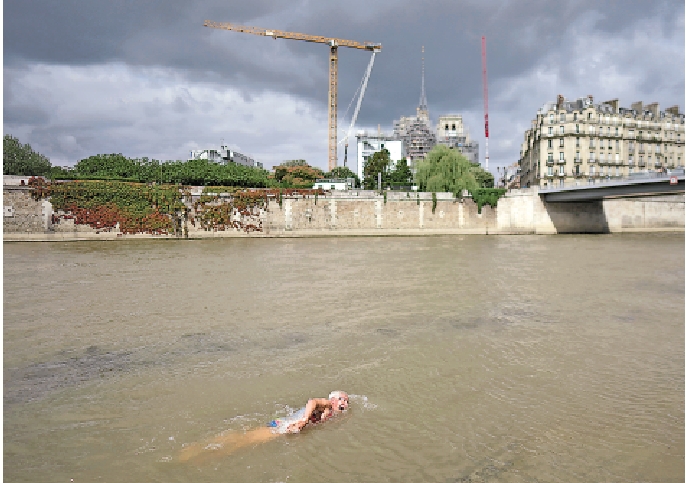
329, 390, 349, 411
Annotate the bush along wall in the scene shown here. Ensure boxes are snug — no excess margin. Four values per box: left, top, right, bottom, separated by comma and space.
470, 188, 507, 214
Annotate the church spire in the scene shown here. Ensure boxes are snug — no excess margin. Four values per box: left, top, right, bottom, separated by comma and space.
417, 46, 429, 122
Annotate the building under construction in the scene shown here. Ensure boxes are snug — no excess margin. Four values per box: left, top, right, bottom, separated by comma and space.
357, 48, 479, 178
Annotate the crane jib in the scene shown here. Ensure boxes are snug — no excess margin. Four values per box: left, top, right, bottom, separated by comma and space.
203, 21, 381, 51
203, 19, 381, 170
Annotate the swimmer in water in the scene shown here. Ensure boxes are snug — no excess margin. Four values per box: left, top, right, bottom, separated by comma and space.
178, 391, 349, 464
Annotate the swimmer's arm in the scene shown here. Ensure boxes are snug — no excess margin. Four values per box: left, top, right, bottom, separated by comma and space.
290, 398, 331, 431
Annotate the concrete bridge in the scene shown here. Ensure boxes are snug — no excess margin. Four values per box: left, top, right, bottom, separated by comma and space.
539, 171, 685, 202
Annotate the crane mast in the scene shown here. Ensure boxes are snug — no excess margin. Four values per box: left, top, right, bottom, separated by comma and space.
203, 20, 381, 171
342, 51, 377, 167
481, 35, 489, 172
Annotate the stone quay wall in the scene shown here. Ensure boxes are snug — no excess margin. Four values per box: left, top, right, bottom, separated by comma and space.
3, 186, 50, 234
263, 192, 496, 234
3, 185, 683, 241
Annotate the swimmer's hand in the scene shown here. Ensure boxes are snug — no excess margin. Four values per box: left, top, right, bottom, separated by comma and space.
286, 419, 308, 433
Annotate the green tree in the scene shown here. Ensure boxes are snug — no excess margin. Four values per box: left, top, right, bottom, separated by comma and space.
388, 158, 413, 185
326, 166, 360, 188
3, 135, 52, 176
471, 165, 494, 188
362, 149, 391, 190
272, 160, 324, 188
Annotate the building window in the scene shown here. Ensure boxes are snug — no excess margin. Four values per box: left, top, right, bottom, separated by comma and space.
560, 126, 564, 135
548, 153, 553, 162
559, 152, 565, 161
615, 166, 620, 176
559, 138, 564, 147
548, 166, 553, 176
615, 127, 619, 136
629, 154, 633, 162
588, 112, 593, 120
548, 139, 553, 149
575, 124, 580, 134
575, 151, 580, 161
574, 113, 578, 121
576, 137, 580, 147
550, 114, 554, 123
590, 165, 596, 174
600, 139, 604, 149
548, 127, 553, 135
616, 140, 620, 150
599, 127, 603, 136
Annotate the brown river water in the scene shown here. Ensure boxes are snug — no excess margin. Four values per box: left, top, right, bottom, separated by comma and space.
3, 234, 684, 482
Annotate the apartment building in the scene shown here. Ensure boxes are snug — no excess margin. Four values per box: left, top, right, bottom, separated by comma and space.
519, 96, 685, 188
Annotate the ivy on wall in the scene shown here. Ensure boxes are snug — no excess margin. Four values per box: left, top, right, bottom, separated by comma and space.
470, 188, 507, 214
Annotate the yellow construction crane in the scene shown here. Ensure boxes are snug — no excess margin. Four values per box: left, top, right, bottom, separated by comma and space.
203, 20, 381, 171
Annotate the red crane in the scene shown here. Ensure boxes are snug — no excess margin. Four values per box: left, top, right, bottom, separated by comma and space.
481, 36, 489, 171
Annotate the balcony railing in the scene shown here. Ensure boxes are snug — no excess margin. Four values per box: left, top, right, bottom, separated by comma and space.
557, 159, 566, 164
588, 158, 597, 163
574, 158, 583, 164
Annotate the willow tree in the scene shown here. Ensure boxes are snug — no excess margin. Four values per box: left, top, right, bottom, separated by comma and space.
415, 145, 484, 195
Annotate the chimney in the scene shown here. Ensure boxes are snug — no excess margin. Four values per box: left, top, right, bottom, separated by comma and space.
665, 105, 680, 116
645, 102, 659, 117
631, 101, 643, 114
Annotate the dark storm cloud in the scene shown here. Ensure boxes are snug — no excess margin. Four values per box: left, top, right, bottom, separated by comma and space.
3, 0, 684, 171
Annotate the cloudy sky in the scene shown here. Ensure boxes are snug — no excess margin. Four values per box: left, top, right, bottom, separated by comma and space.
4, 0, 684, 177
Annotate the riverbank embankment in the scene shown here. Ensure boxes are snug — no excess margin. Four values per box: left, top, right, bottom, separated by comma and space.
3, 182, 684, 241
